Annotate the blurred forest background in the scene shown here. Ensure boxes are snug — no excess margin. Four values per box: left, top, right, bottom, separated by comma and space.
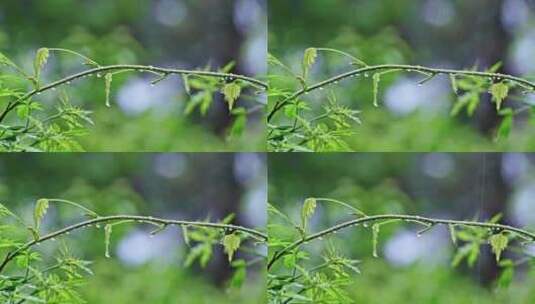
269, 153, 535, 303
269, 0, 535, 151
0, 153, 266, 303
0, 0, 266, 151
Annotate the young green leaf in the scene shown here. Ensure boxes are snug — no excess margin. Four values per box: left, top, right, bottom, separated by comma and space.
372, 224, 380, 258
223, 233, 241, 262
104, 73, 113, 107
104, 224, 112, 258
372, 73, 381, 107
222, 82, 241, 111
489, 82, 509, 110
300, 198, 317, 232
450, 74, 458, 94
182, 74, 191, 95
182, 225, 190, 246
34, 198, 49, 230
302, 48, 318, 79
448, 224, 457, 245
27, 227, 40, 241
33, 48, 50, 81
489, 233, 508, 262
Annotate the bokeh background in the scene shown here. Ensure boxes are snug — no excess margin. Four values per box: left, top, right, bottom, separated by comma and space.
0, 153, 266, 303
0, 0, 266, 151
269, 153, 535, 303
269, 0, 535, 151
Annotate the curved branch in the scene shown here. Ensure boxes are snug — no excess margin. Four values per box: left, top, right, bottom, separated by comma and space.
0, 65, 268, 122
267, 214, 535, 269
0, 215, 267, 273
267, 64, 535, 122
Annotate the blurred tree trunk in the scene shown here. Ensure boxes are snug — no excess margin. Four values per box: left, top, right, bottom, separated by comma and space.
464, 0, 510, 134
190, 154, 243, 285
191, 0, 246, 135
475, 154, 509, 285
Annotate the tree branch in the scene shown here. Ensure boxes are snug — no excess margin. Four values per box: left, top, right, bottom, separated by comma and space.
267, 64, 535, 122
0, 215, 267, 273
267, 214, 535, 269
0, 65, 268, 123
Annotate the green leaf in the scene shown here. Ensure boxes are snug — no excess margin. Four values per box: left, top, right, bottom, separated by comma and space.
467, 243, 480, 267
372, 224, 380, 258
300, 198, 317, 232
0, 203, 10, 217
104, 73, 113, 107
33, 48, 50, 81
34, 198, 49, 230
17, 103, 31, 119
229, 260, 247, 288
228, 108, 247, 138
104, 224, 112, 258
498, 259, 514, 288
496, 110, 513, 141
489, 82, 509, 110
223, 233, 241, 262
184, 243, 212, 268
489, 233, 508, 262
0, 51, 11, 66
302, 48, 318, 79
222, 82, 241, 111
